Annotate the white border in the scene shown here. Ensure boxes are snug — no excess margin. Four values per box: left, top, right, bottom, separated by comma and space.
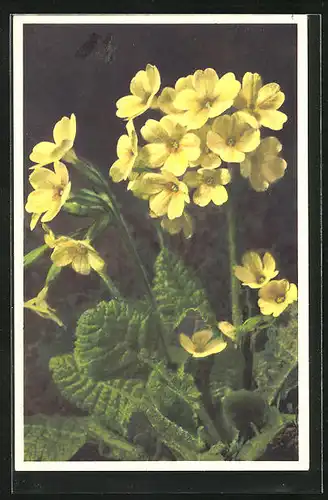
14, 14, 309, 472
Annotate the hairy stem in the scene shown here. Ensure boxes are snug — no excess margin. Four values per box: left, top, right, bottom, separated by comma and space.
226, 199, 242, 328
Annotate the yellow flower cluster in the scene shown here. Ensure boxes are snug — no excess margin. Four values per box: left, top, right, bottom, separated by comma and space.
111, 66, 288, 238
26, 114, 77, 229
234, 251, 297, 317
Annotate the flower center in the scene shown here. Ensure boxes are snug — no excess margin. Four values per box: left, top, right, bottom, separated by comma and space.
205, 176, 215, 186
76, 243, 88, 256
275, 295, 286, 304
226, 137, 236, 147
204, 100, 212, 109
170, 140, 180, 152
257, 275, 266, 284
194, 345, 206, 353
52, 186, 65, 200
167, 182, 179, 193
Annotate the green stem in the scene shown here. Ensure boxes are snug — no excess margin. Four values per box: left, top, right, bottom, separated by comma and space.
226, 199, 242, 327
197, 406, 222, 446
97, 270, 122, 300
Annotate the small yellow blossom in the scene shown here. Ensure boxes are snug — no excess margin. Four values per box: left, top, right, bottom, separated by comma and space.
50, 238, 105, 275
24, 286, 64, 326
110, 120, 138, 182
157, 75, 193, 124
25, 162, 71, 230
184, 167, 231, 207
116, 64, 161, 119
234, 72, 287, 130
189, 125, 222, 169
140, 116, 201, 176
132, 171, 190, 220
207, 113, 260, 163
240, 137, 287, 192
234, 251, 279, 289
258, 279, 297, 317
173, 69, 241, 130
218, 321, 236, 341
29, 114, 76, 168
179, 329, 227, 358
160, 211, 193, 239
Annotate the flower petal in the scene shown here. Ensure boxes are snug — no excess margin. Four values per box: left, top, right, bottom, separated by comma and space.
72, 255, 91, 275
263, 252, 277, 274
51, 242, 76, 267
183, 171, 201, 188
167, 193, 186, 220
256, 83, 285, 110
116, 95, 146, 119
110, 158, 134, 182
30, 212, 41, 230
53, 114, 76, 145
211, 185, 228, 206
191, 329, 213, 347
258, 110, 288, 130
25, 189, 54, 213
193, 184, 212, 207
29, 167, 58, 190
88, 251, 106, 273
201, 338, 227, 357
54, 161, 69, 186
237, 128, 261, 153
29, 142, 57, 166
163, 150, 189, 177
192, 68, 219, 98
242, 251, 263, 273
179, 132, 201, 160
141, 119, 169, 143
141, 143, 168, 167
215, 72, 241, 101
234, 265, 256, 284
234, 72, 263, 109
179, 333, 196, 355
174, 89, 199, 111
149, 190, 171, 216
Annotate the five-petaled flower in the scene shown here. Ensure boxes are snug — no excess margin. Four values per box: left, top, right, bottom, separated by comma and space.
50, 238, 106, 275
234, 72, 288, 130
29, 114, 76, 168
234, 251, 279, 289
110, 120, 138, 182
116, 64, 161, 119
173, 69, 241, 130
240, 137, 287, 192
132, 171, 190, 220
179, 329, 227, 358
25, 161, 71, 230
207, 113, 260, 163
24, 286, 64, 327
157, 75, 193, 125
184, 167, 231, 207
140, 116, 201, 177
258, 279, 297, 317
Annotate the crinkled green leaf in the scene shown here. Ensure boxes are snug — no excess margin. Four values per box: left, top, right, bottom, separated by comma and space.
74, 300, 157, 380
49, 354, 145, 437
24, 415, 89, 461
253, 303, 298, 404
152, 249, 216, 340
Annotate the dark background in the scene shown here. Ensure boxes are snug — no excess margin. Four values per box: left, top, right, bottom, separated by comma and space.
23, 23, 297, 434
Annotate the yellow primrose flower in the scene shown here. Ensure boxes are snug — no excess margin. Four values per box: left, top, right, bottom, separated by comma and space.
133, 171, 190, 220
116, 64, 161, 119
207, 113, 260, 163
25, 161, 71, 230
157, 75, 193, 124
218, 321, 236, 341
240, 137, 287, 192
258, 279, 297, 317
160, 211, 193, 239
184, 167, 231, 207
51, 238, 105, 275
234, 251, 279, 289
140, 116, 201, 176
24, 286, 63, 327
29, 114, 76, 168
179, 329, 227, 358
173, 69, 241, 130
189, 125, 222, 170
110, 120, 138, 182
234, 72, 287, 130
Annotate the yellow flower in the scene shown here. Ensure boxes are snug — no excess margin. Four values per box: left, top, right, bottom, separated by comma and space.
140, 116, 201, 176
24, 286, 64, 327
133, 171, 190, 220
179, 329, 227, 358
25, 161, 71, 230
184, 167, 231, 207
218, 321, 236, 341
240, 137, 287, 192
207, 113, 260, 163
173, 69, 241, 130
234, 72, 287, 130
160, 211, 193, 239
258, 279, 297, 317
51, 238, 105, 275
157, 75, 193, 124
29, 114, 76, 168
116, 64, 161, 119
110, 120, 138, 182
189, 125, 222, 169
234, 251, 279, 289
